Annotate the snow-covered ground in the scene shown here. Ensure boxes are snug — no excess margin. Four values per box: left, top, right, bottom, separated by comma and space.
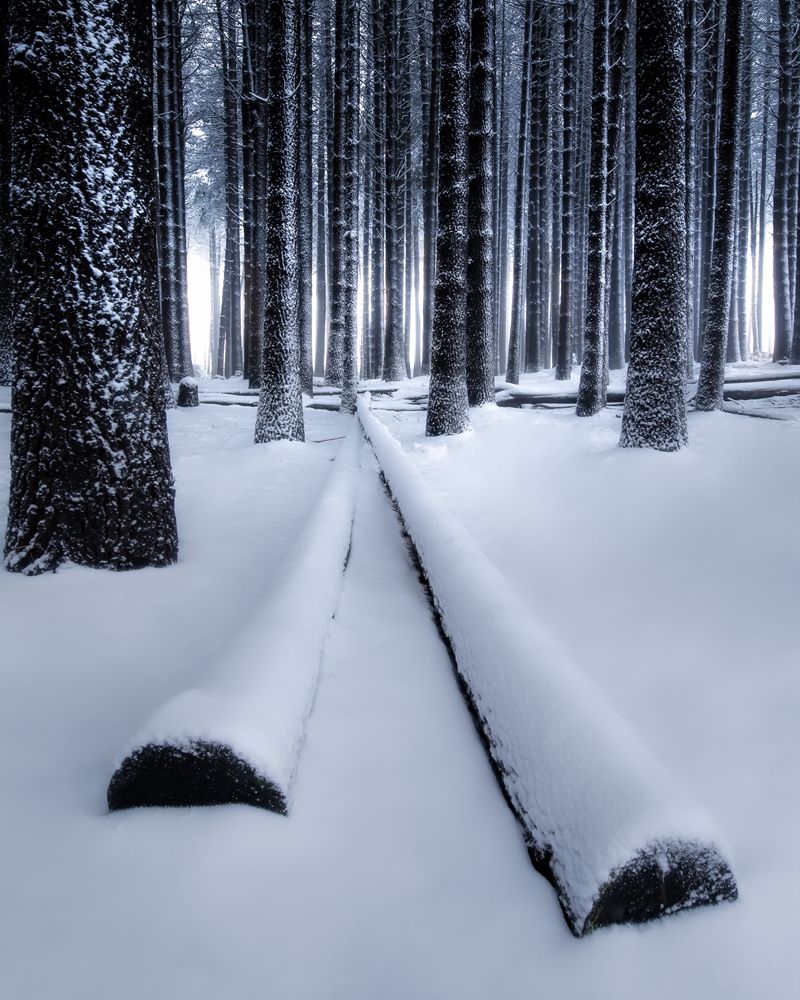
0, 379, 798, 998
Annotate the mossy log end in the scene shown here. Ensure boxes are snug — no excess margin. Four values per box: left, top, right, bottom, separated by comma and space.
107, 740, 287, 813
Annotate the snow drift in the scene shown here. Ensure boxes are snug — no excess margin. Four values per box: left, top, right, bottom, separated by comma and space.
107, 418, 363, 814
358, 395, 736, 936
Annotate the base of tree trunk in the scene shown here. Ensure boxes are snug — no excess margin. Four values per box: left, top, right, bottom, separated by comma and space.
177, 378, 199, 407
107, 740, 287, 813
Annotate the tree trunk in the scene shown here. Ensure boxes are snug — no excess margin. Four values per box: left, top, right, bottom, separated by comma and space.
0, 2, 11, 386
334, 0, 360, 411
254, 0, 305, 441
619, 0, 688, 450
695, 0, 746, 410
426, 0, 470, 436
465, 0, 496, 405
5, 0, 178, 573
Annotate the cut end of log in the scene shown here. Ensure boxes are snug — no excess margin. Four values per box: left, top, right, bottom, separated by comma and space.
107, 740, 288, 814
579, 839, 738, 936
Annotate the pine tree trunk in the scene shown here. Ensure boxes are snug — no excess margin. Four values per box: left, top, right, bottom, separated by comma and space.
298, 0, 314, 393
334, 0, 360, 411
422, 0, 441, 376
576, 0, 611, 415
465, 0, 496, 405
254, 0, 305, 441
0, 2, 11, 386
383, 4, 407, 381
555, 0, 578, 381
505, 0, 534, 385
695, 0, 746, 410
426, 0, 470, 436
619, 0, 688, 450
314, 44, 328, 379
5, 0, 178, 573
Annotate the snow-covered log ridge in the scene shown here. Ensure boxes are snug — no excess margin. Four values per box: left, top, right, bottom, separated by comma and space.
358, 396, 736, 936
107, 418, 363, 814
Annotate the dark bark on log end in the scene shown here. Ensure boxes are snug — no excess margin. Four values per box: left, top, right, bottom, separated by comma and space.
579, 839, 738, 936
107, 740, 288, 813
177, 379, 199, 407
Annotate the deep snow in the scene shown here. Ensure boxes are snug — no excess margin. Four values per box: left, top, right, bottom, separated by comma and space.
0, 381, 798, 998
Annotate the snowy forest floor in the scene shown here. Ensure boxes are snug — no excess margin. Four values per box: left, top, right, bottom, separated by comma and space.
0, 369, 798, 999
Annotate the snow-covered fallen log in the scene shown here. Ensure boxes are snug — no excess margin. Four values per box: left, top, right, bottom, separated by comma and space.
107, 418, 363, 814
358, 396, 737, 936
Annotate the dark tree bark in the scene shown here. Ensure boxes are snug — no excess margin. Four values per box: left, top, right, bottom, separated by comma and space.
465, 0, 496, 405
0, 2, 12, 386
619, 0, 688, 450
576, 0, 611, 415
215, 0, 242, 377
314, 32, 328, 379
383, 2, 407, 381
298, 0, 315, 393
772, 1, 794, 362
370, 0, 387, 379
555, 0, 578, 381
505, 0, 534, 385
254, 0, 305, 441
426, 0, 470, 436
334, 0, 359, 411
5, 0, 178, 573
695, 0, 746, 410
155, 0, 193, 381
421, 0, 441, 376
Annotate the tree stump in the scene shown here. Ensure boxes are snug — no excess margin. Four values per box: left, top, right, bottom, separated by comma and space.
177, 377, 199, 407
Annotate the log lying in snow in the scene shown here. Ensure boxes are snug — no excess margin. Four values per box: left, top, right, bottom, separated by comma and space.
107, 418, 363, 813
357, 396, 737, 936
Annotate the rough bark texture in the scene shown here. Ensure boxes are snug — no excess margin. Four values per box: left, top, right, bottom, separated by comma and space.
619, 0, 688, 450
425, 0, 470, 436
576, 0, 611, 415
0, 2, 12, 386
465, 0, 496, 406
155, 0, 193, 381
695, 0, 745, 411
331, 0, 359, 412
555, 0, 578, 381
5, 0, 178, 574
254, 0, 305, 442
772, 0, 794, 362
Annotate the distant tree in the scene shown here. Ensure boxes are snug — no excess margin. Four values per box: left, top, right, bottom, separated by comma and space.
619, 0, 688, 450
5, 0, 178, 573
555, 0, 578, 381
254, 0, 305, 440
695, 0, 746, 410
426, 0, 470, 436
772, 0, 794, 362
155, 0, 193, 381
332, 0, 359, 412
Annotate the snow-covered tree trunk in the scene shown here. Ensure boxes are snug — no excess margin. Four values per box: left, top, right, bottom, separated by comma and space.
695, 0, 746, 411
465, 0, 496, 406
619, 0, 688, 450
298, 0, 315, 394
334, 0, 359, 411
555, 0, 578, 382
425, 0, 470, 436
0, 2, 11, 386
383, 3, 407, 382
154, 0, 192, 383
735, 3, 753, 363
576, 0, 611, 416
504, 0, 534, 386
254, 0, 305, 441
421, 0, 441, 377
215, 0, 242, 377
370, 0, 387, 379
314, 37, 328, 379
5, 0, 178, 573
